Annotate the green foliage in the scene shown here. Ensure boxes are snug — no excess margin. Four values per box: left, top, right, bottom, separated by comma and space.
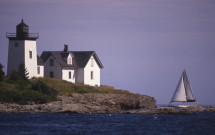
31, 80, 58, 96
0, 63, 5, 82
36, 77, 132, 96
0, 77, 132, 105
0, 88, 47, 104
18, 63, 29, 80
0, 78, 57, 104
9, 63, 29, 81
9, 70, 22, 81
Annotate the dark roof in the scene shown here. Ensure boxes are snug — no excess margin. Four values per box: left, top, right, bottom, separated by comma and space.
72, 51, 103, 68
37, 55, 44, 65
16, 19, 29, 28
72, 51, 94, 68
40, 51, 103, 69
40, 51, 77, 69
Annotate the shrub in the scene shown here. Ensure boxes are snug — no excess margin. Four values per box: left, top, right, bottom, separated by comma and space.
9, 63, 29, 81
9, 70, 22, 81
0, 79, 58, 104
0, 88, 56, 105
18, 63, 29, 80
31, 80, 58, 96
0, 63, 4, 82
21, 90, 47, 104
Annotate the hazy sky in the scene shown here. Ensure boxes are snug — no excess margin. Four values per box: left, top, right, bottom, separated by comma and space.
0, 0, 215, 105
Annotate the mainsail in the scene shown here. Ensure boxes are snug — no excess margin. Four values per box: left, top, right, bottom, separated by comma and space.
170, 70, 196, 103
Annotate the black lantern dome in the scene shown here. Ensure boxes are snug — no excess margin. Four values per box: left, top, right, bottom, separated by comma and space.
6, 19, 39, 40
16, 19, 29, 39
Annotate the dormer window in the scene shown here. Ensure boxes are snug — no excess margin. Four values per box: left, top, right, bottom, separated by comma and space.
68, 57, 72, 65
67, 56, 73, 65
91, 58, 94, 67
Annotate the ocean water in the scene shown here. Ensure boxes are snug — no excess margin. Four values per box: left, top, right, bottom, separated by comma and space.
0, 112, 215, 135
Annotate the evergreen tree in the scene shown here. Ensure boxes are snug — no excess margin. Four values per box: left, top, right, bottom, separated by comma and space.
18, 63, 29, 80
0, 63, 4, 82
9, 63, 29, 81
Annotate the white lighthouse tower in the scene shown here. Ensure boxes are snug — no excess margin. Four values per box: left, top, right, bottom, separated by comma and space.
7, 19, 39, 78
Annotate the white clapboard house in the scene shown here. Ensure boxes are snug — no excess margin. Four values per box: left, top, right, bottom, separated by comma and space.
6, 20, 103, 86
40, 45, 103, 86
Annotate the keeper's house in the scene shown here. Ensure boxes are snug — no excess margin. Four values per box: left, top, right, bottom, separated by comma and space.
40, 45, 103, 86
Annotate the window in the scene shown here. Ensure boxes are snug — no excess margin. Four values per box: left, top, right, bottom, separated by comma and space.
68, 58, 72, 65
29, 51, 32, 59
15, 42, 19, 47
50, 71, 54, 78
91, 71, 94, 80
37, 67, 40, 74
69, 71, 71, 79
23, 27, 28, 32
50, 59, 54, 66
91, 58, 94, 67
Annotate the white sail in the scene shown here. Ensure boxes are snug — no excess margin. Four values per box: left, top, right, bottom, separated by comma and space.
183, 71, 196, 101
170, 70, 196, 103
170, 74, 187, 102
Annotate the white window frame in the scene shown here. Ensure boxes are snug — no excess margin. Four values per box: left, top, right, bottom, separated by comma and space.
37, 66, 40, 74
91, 71, 94, 80
91, 58, 94, 67
29, 51, 32, 59
69, 71, 71, 79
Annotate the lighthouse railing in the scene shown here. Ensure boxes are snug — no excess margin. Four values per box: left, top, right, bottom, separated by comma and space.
6, 33, 39, 39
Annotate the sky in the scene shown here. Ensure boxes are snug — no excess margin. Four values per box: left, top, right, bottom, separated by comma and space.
0, 0, 215, 105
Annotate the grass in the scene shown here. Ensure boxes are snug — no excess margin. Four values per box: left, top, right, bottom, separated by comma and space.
34, 77, 132, 95
0, 77, 132, 104
0, 77, 57, 104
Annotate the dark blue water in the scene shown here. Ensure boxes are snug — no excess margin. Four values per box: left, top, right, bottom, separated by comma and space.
0, 112, 215, 135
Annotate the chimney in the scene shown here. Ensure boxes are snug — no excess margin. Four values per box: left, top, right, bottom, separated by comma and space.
64, 44, 68, 53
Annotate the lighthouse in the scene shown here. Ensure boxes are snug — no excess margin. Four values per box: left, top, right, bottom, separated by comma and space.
6, 19, 39, 78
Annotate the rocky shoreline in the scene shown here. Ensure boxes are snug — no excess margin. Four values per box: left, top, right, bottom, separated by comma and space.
0, 94, 214, 114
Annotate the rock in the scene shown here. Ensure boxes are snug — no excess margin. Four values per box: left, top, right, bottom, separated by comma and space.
187, 104, 205, 112
0, 93, 215, 114
153, 104, 213, 115
70, 93, 156, 111
56, 93, 156, 113
3, 94, 214, 114
204, 106, 215, 112
0, 93, 156, 113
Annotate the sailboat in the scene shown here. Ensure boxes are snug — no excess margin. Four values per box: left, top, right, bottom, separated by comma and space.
169, 69, 196, 107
